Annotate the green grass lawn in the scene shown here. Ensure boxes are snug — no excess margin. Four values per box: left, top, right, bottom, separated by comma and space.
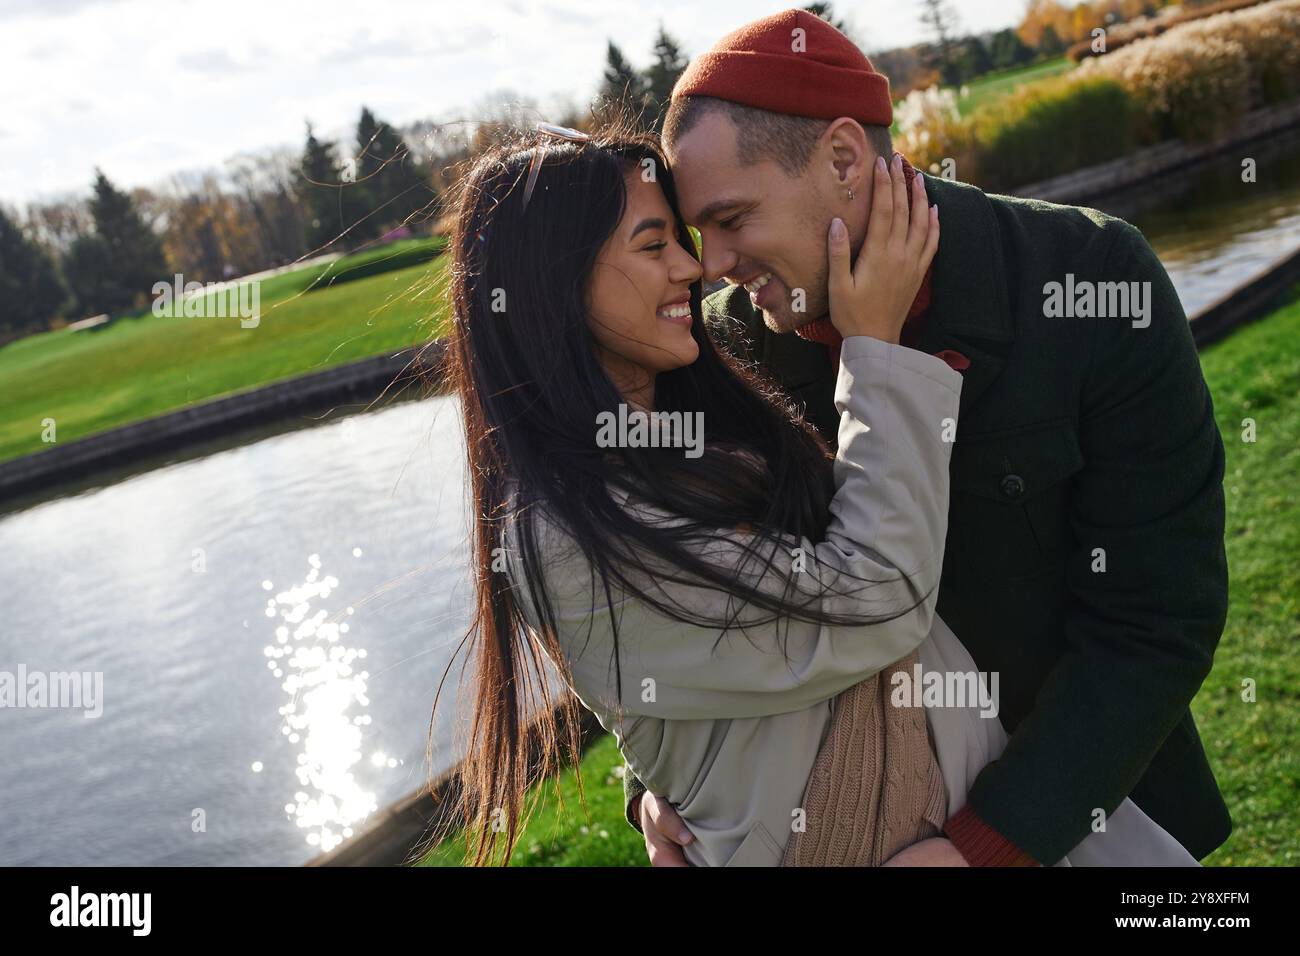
957, 56, 1074, 116
416, 732, 647, 867
416, 292, 1300, 867
0, 245, 449, 463
890, 57, 1075, 140
1192, 291, 1300, 866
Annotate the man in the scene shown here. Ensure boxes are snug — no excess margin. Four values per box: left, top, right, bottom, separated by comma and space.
623, 8, 1232, 866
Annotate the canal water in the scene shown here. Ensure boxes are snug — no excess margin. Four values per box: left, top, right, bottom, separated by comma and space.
1098, 125, 1300, 316
0, 395, 482, 865
3, 130, 1300, 866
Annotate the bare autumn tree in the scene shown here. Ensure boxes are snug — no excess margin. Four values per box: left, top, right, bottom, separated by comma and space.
871, 45, 930, 96
23, 196, 93, 254
156, 170, 267, 282
158, 175, 222, 281
465, 89, 544, 156
1018, 0, 1071, 49
918, 0, 962, 83
226, 147, 308, 268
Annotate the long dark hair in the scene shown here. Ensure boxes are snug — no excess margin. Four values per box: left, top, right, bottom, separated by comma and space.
432, 116, 926, 866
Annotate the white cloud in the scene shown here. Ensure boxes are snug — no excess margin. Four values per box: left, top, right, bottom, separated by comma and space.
0, 0, 1026, 206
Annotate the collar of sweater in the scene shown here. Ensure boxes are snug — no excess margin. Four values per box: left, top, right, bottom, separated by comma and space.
794, 153, 933, 354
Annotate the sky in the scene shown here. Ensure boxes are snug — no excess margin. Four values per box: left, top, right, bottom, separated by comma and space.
0, 0, 1030, 207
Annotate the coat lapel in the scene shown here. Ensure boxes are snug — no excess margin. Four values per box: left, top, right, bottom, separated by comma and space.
912, 174, 1015, 417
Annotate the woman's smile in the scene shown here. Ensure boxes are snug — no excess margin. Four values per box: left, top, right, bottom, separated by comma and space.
656, 297, 692, 326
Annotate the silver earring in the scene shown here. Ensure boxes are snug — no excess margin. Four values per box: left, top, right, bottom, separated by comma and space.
847, 186, 854, 201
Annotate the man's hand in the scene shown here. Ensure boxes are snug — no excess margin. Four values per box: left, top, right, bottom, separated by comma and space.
881, 837, 970, 867
635, 791, 694, 867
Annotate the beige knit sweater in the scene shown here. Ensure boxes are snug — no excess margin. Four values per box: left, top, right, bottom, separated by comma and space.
780, 647, 948, 866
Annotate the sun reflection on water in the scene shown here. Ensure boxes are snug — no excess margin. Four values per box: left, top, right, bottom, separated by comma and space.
260, 551, 400, 853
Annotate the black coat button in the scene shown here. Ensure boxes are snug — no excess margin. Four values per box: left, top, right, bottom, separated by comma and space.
1000, 474, 1026, 499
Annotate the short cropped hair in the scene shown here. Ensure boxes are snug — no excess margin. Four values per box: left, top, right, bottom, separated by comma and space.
662, 95, 893, 177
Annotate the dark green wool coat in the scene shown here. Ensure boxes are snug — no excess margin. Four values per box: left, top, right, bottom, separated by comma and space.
622, 172, 1232, 865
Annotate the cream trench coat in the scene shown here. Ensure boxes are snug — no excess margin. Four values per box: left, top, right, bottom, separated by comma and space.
503, 336, 1197, 867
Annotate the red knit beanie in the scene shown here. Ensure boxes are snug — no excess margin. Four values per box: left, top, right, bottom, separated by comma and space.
670, 8, 893, 126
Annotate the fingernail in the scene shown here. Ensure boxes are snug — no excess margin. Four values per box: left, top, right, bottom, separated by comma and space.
917, 174, 926, 193
892, 152, 902, 169
680, 830, 694, 843
876, 155, 887, 173
830, 217, 846, 239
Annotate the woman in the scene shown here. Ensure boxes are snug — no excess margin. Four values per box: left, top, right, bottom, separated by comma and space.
435, 119, 1197, 867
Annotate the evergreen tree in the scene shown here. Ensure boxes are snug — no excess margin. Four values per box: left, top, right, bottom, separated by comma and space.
0, 206, 68, 334
645, 25, 688, 132
72, 169, 168, 315
297, 122, 346, 252
63, 232, 121, 318
595, 41, 650, 127
803, 2, 848, 33
352, 107, 434, 242
1038, 24, 1066, 57
990, 27, 1034, 69
956, 35, 993, 83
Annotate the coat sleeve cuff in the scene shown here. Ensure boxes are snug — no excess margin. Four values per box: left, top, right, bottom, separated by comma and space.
623, 768, 646, 834
943, 804, 1041, 866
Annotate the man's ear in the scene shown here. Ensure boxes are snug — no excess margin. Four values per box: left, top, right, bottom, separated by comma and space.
823, 117, 870, 191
